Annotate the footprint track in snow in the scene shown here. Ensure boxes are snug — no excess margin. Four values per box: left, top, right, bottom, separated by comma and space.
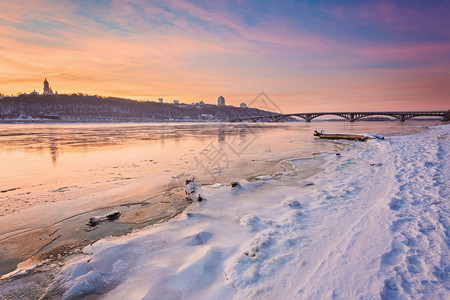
380, 130, 449, 298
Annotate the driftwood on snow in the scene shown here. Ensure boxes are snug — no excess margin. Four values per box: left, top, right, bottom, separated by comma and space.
313, 130, 384, 141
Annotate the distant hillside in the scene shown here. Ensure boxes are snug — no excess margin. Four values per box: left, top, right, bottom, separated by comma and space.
0, 94, 278, 122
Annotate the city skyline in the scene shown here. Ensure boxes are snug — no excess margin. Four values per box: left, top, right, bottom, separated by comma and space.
0, 0, 449, 112
5, 78, 232, 106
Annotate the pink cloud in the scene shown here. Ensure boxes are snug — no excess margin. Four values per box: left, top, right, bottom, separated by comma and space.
0, 0, 449, 112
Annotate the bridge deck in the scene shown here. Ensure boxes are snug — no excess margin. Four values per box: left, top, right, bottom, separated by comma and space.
230, 110, 449, 122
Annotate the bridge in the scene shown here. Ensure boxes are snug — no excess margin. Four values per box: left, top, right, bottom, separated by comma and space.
230, 110, 450, 122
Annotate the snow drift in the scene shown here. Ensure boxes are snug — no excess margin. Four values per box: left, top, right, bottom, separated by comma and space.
41, 125, 450, 299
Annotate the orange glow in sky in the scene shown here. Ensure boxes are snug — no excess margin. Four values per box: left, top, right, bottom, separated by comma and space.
0, 0, 449, 112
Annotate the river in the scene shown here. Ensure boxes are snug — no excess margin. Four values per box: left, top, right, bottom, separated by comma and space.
0, 120, 442, 276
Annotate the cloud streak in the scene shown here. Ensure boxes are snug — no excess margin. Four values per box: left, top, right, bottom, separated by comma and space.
0, 0, 449, 111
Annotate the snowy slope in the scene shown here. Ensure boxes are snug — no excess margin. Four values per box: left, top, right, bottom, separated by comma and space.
43, 125, 449, 299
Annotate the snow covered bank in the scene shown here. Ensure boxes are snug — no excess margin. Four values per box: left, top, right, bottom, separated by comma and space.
18, 125, 450, 299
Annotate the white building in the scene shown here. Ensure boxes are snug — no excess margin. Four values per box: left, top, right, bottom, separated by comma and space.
240, 102, 247, 108
173, 100, 179, 104
218, 96, 225, 106
158, 98, 163, 103
0, 94, 3, 99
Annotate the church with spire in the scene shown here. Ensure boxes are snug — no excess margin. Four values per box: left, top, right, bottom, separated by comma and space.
43, 78, 54, 95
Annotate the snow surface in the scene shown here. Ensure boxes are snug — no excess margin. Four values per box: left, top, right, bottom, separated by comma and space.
44, 125, 449, 299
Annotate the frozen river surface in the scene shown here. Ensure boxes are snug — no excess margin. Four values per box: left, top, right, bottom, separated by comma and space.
0, 121, 448, 300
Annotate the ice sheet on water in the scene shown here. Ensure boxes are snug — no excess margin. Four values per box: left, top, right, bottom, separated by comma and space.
33, 124, 450, 300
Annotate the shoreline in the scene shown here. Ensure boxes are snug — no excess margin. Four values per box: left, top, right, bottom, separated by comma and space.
0, 159, 327, 299
0, 146, 325, 279
1, 118, 445, 125
0, 123, 437, 278
79, 124, 447, 299
0, 187, 189, 278
1, 122, 446, 299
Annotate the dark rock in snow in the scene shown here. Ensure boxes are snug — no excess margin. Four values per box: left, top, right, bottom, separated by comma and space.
185, 178, 198, 202
370, 163, 383, 167
231, 181, 241, 188
88, 210, 121, 227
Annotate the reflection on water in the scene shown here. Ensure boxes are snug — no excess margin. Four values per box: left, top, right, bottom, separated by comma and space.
0, 123, 290, 166
0, 121, 441, 167
0, 123, 273, 151
218, 125, 226, 143
0, 123, 294, 201
49, 138, 58, 165
240, 127, 247, 139
0, 121, 441, 201
0, 120, 442, 277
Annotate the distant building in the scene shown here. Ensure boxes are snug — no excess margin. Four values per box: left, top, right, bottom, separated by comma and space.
173, 100, 179, 104
158, 98, 163, 103
240, 102, 247, 108
30, 90, 39, 96
218, 96, 225, 106
0, 94, 3, 99
43, 78, 54, 95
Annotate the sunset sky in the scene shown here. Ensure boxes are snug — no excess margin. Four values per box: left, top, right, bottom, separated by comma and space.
0, 0, 449, 112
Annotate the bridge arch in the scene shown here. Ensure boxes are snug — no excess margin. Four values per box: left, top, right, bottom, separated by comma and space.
307, 113, 350, 122
352, 114, 400, 121
252, 116, 276, 122
274, 114, 296, 122
402, 113, 446, 121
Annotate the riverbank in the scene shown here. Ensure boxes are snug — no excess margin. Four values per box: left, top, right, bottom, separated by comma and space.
55, 124, 449, 299
0, 122, 342, 278
1, 123, 447, 299
0, 148, 327, 298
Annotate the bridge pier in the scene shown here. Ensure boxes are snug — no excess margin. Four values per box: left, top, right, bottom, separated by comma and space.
400, 115, 405, 122
349, 113, 355, 122
305, 114, 311, 122
443, 110, 450, 122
